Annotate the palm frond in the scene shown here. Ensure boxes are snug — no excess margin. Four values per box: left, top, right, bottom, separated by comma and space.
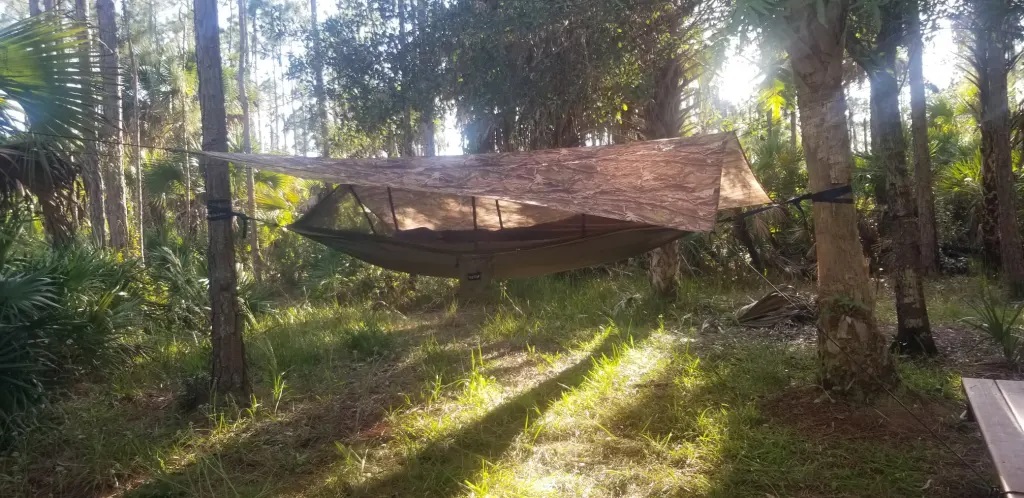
0, 13, 101, 147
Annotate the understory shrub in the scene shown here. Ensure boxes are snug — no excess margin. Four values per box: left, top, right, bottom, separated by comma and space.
147, 244, 275, 341
0, 211, 146, 443
963, 286, 1024, 363
302, 248, 454, 309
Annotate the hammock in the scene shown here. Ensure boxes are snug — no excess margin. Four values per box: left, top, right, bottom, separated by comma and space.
202, 132, 771, 284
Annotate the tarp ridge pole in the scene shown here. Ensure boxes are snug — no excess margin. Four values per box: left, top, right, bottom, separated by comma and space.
386, 187, 400, 231
348, 185, 377, 235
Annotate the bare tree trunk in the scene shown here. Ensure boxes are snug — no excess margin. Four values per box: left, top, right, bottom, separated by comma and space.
97, 0, 130, 250
984, 52, 1024, 296
124, 0, 146, 260
908, 1, 940, 274
420, 110, 436, 157
397, 0, 415, 157
30, 0, 41, 15
733, 216, 764, 273
194, 0, 250, 401
976, 31, 1003, 269
643, 7, 686, 300
416, 0, 435, 157
179, 8, 196, 237
75, 0, 107, 247
310, 0, 330, 158
788, 0, 897, 396
273, 49, 282, 151
789, 103, 797, 148
972, 0, 1024, 296
238, 0, 261, 281
859, 11, 935, 355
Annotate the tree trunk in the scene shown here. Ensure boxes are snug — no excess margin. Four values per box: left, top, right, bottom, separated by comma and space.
29, 0, 40, 15
38, 192, 74, 247
644, 11, 685, 300
974, 0, 1024, 296
178, 9, 197, 238
194, 0, 251, 401
416, 0, 434, 157
908, 1, 940, 274
985, 65, 1024, 296
97, 0, 130, 250
124, 0, 146, 260
789, 100, 798, 148
75, 0, 107, 247
310, 0, 330, 158
421, 110, 436, 157
862, 21, 935, 356
733, 216, 764, 273
238, 0, 261, 281
788, 0, 898, 396
397, 0, 415, 157
975, 23, 1003, 270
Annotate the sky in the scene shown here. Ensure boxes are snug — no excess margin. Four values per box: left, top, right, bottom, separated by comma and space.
717, 20, 962, 105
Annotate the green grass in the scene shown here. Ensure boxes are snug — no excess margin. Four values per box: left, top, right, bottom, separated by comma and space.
0, 273, 993, 497
875, 275, 983, 327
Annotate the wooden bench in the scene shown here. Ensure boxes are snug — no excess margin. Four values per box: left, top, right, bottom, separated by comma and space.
963, 377, 1024, 497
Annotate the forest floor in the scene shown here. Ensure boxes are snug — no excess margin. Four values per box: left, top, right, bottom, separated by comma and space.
0, 273, 1012, 497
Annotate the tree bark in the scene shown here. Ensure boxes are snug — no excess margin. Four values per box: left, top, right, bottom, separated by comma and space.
29, 0, 40, 15
416, 0, 435, 157
238, 0, 261, 281
644, 7, 685, 299
789, 107, 797, 147
124, 0, 146, 260
908, 1, 940, 274
787, 0, 898, 396
733, 216, 764, 273
97, 0, 131, 250
859, 30, 935, 356
194, 0, 251, 401
310, 0, 330, 158
397, 0, 415, 157
74, 0, 107, 247
973, 0, 1024, 296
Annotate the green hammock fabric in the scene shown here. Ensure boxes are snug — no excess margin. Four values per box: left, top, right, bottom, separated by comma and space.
201, 133, 771, 283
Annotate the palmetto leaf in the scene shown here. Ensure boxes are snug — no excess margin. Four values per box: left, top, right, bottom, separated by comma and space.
0, 272, 58, 324
0, 13, 101, 147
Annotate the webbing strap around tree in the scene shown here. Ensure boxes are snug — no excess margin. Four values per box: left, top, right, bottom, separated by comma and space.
727, 184, 854, 223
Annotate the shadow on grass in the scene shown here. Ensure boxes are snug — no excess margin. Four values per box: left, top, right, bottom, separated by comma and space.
594, 338, 992, 497
344, 325, 652, 498
119, 317, 452, 497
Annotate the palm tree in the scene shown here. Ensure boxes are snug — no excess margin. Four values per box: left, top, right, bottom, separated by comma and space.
965, 0, 1024, 296
0, 14, 102, 246
737, 0, 898, 396
847, 0, 935, 356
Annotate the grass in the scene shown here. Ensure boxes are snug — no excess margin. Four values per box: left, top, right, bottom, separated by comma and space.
0, 271, 995, 497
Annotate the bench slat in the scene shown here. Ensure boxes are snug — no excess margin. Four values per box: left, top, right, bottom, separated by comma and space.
964, 377, 1024, 496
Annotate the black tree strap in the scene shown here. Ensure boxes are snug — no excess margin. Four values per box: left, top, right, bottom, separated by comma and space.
206, 199, 279, 236
727, 184, 854, 223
